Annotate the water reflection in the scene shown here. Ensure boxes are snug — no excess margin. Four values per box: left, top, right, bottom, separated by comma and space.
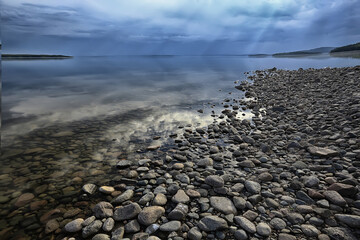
1, 56, 360, 239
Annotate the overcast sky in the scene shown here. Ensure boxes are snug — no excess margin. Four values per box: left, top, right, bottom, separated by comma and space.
1, 0, 360, 55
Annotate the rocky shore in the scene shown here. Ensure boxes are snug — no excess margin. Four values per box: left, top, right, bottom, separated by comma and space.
4, 65, 360, 240
59, 66, 360, 240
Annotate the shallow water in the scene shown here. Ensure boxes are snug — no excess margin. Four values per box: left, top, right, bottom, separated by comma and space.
1, 55, 359, 238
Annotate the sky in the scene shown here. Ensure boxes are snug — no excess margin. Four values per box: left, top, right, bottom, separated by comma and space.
1, 0, 360, 55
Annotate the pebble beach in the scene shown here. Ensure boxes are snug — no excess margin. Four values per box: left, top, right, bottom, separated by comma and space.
1, 65, 360, 240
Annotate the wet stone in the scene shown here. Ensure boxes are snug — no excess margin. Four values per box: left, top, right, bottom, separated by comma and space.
93, 202, 113, 218
198, 215, 228, 232
82, 184, 97, 195
82, 220, 103, 238
113, 202, 141, 221
234, 216, 256, 233
205, 175, 224, 188
65, 218, 84, 232
159, 221, 181, 232
137, 206, 165, 226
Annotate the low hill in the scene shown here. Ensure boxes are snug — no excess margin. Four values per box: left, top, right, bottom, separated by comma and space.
330, 42, 360, 53
273, 47, 334, 56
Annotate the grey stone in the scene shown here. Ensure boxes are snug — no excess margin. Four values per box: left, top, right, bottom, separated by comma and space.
92, 234, 110, 240
93, 202, 114, 218
188, 227, 202, 240
172, 189, 190, 203
304, 176, 320, 188
145, 224, 160, 234
278, 233, 296, 240
116, 160, 133, 168
82, 184, 97, 194
234, 229, 247, 240
113, 202, 141, 221
286, 212, 305, 224
324, 227, 357, 240
102, 218, 114, 232
205, 175, 224, 188
82, 220, 103, 238
308, 146, 338, 157
324, 191, 347, 207
125, 220, 140, 233
138, 206, 165, 226
256, 222, 271, 237
270, 217, 286, 230
244, 180, 261, 194
111, 226, 124, 240
301, 224, 320, 237
198, 215, 228, 232
233, 197, 246, 209
65, 218, 84, 232
210, 196, 237, 215
112, 190, 134, 204
159, 221, 181, 232
335, 214, 360, 228
139, 192, 155, 205
153, 193, 167, 206
234, 216, 256, 233
168, 203, 188, 220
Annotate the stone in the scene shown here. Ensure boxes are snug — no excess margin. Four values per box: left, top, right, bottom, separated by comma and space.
93, 202, 113, 218
153, 193, 167, 206
147, 237, 161, 240
286, 212, 305, 224
335, 214, 360, 228
270, 217, 286, 230
304, 176, 319, 188
328, 183, 358, 198
159, 221, 181, 232
234, 229, 247, 240
198, 215, 228, 232
258, 172, 273, 182
65, 218, 84, 232
168, 203, 188, 220
111, 226, 125, 240
139, 192, 155, 205
113, 203, 141, 221
99, 186, 115, 194
145, 224, 160, 235
188, 227, 202, 240
125, 220, 140, 233
83, 216, 96, 226
82, 220, 102, 238
138, 206, 165, 226
205, 175, 224, 188
45, 219, 59, 234
112, 190, 134, 204
92, 234, 110, 240
102, 218, 115, 232
278, 233, 296, 240
243, 210, 258, 221
244, 180, 261, 194
233, 197, 246, 209
256, 222, 271, 237
324, 227, 357, 240
186, 189, 201, 198
116, 160, 133, 168
15, 193, 34, 207
198, 158, 213, 167
82, 184, 97, 194
234, 216, 256, 233
307, 146, 338, 157
172, 189, 190, 203
324, 191, 347, 207
210, 196, 237, 215
172, 163, 184, 170
301, 224, 320, 237
238, 160, 255, 168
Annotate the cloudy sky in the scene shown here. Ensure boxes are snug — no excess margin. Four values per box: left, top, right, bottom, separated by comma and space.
1, 0, 360, 55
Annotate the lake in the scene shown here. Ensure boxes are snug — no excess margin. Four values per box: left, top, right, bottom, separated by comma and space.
1, 55, 359, 239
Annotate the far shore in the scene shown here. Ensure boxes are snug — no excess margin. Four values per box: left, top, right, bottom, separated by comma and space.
2, 54, 73, 60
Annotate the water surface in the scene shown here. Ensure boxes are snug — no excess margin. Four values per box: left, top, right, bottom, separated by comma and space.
1, 55, 359, 239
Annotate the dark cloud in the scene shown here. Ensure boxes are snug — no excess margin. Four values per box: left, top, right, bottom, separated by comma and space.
1, 0, 359, 55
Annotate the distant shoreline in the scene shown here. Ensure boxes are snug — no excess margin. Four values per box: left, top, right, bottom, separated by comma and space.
2, 54, 73, 60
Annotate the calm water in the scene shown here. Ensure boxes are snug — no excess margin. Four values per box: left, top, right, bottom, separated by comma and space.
1, 55, 359, 239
